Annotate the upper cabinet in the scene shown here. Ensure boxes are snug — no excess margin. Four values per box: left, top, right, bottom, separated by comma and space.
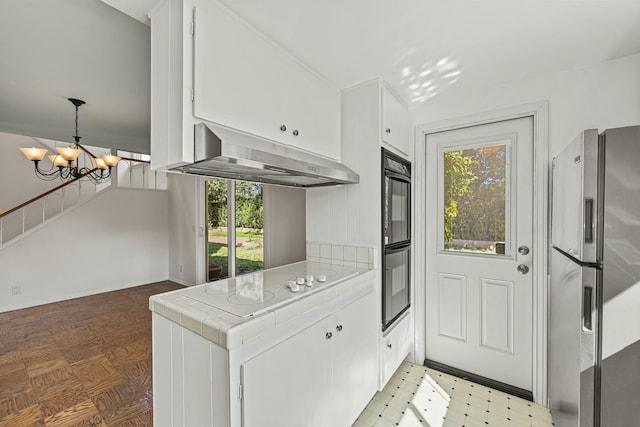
149, 0, 341, 171
193, 0, 340, 160
381, 86, 412, 156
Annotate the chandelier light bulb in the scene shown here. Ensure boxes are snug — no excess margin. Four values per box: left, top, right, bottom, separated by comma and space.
19, 147, 48, 161
94, 157, 108, 170
102, 154, 121, 167
56, 146, 81, 161
48, 154, 68, 167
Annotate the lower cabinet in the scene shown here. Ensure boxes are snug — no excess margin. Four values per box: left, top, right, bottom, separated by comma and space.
381, 311, 412, 387
241, 291, 377, 427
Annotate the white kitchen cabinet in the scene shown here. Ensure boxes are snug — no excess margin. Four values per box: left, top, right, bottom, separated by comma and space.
240, 291, 377, 427
381, 311, 412, 387
151, 270, 376, 427
193, 0, 340, 160
240, 317, 334, 427
149, 0, 341, 171
332, 291, 379, 424
309, 81, 414, 389
381, 86, 412, 156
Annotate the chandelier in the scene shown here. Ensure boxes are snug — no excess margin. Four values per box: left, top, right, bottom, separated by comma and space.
19, 98, 121, 183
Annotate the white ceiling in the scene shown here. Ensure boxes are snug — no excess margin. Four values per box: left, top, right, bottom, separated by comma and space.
0, 0, 150, 153
212, 0, 640, 107
2, 0, 640, 155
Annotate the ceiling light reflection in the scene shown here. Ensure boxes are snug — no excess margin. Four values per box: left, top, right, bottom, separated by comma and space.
398, 54, 462, 104
436, 57, 449, 67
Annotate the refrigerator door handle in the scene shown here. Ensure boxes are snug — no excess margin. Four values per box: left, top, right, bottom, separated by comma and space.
582, 285, 593, 332
584, 197, 595, 243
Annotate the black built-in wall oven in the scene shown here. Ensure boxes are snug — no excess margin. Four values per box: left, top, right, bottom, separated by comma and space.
382, 148, 411, 331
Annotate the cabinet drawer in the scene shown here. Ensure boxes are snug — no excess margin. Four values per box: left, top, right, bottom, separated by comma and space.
381, 312, 412, 387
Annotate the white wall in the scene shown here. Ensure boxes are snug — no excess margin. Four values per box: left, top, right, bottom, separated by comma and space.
168, 173, 200, 285
263, 185, 306, 268
0, 187, 169, 312
412, 53, 640, 157
0, 132, 61, 212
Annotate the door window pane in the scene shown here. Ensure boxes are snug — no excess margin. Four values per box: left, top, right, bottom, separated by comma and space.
234, 181, 264, 276
443, 144, 507, 254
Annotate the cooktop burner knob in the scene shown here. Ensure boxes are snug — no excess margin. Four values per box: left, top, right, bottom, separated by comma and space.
306, 274, 314, 283
288, 281, 300, 292
318, 274, 327, 282
296, 277, 305, 285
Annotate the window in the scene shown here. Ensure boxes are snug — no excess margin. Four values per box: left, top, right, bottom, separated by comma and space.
206, 179, 264, 281
442, 144, 508, 255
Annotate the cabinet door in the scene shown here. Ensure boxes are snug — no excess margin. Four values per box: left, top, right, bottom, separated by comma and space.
332, 291, 378, 425
381, 312, 412, 387
193, 0, 340, 160
381, 87, 412, 155
241, 317, 333, 427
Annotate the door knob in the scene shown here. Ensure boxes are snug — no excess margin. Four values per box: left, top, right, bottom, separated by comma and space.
518, 246, 530, 255
517, 264, 530, 275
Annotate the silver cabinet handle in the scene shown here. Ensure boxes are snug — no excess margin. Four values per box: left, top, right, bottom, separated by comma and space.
387, 343, 392, 349
280, 125, 287, 132
518, 246, 530, 255
583, 286, 593, 331
325, 332, 333, 340
385, 128, 391, 134
517, 264, 530, 275
585, 198, 594, 243
336, 325, 343, 332
292, 129, 299, 136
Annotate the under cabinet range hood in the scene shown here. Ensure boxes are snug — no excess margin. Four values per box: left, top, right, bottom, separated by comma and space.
171, 123, 359, 187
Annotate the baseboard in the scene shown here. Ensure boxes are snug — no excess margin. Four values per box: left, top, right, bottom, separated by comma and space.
0, 278, 171, 314
424, 359, 533, 402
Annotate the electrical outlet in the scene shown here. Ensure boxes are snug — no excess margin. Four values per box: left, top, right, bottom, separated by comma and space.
11, 285, 21, 295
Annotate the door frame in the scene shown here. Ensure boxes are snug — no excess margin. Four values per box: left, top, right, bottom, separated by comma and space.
412, 101, 549, 405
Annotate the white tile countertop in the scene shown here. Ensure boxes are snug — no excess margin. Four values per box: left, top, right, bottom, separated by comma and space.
149, 261, 374, 350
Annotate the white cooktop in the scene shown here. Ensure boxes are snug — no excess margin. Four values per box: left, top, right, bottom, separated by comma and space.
181, 261, 362, 317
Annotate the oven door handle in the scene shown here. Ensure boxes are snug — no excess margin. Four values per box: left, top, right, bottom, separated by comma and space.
385, 170, 411, 184
385, 244, 411, 254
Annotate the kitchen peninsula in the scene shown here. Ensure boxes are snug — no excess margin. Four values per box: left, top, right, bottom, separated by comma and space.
149, 261, 377, 426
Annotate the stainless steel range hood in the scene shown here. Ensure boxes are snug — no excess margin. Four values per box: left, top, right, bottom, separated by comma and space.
170, 123, 359, 187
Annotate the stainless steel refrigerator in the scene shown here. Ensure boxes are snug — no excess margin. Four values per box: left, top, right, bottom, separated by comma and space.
549, 125, 640, 427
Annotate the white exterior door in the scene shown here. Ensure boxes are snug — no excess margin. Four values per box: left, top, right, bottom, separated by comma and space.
424, 117, 534, 391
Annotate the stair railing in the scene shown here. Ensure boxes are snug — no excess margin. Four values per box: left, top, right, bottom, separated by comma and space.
0, 149, 164, 249
0, 167, 100, 248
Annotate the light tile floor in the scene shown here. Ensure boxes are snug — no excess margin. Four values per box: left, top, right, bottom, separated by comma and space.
354, 362, 554, 427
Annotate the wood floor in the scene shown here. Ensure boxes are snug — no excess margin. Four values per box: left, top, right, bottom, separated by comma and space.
0, 281, 183, 427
